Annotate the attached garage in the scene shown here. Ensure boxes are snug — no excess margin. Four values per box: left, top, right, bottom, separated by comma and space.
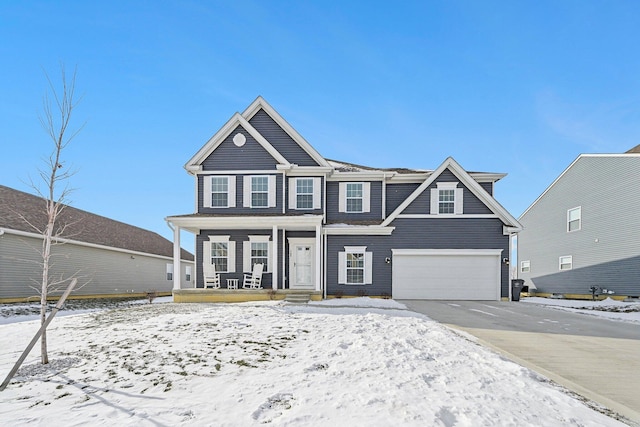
392, 249, 503, 300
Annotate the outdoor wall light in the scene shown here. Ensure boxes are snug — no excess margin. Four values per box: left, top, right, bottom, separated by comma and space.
502, 257, 509, 265
385, 257, 391, 264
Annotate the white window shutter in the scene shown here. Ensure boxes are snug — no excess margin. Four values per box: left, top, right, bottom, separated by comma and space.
430, 188, 438, 214
455, 188, 463, 214
243, 176, 251, 207
268, 175, 276, 207
288, 178, 296, 210
338, 252, 346, 284
313, 177, 321, 210
243, 241, 251, 273
228, 241, 236, 273
364, 251, 373, 284
203, 176, 212, 208
228, 176, 236, 208
203, 241, 211, 271
338, 183, 346, 213
362, 182, 371, 213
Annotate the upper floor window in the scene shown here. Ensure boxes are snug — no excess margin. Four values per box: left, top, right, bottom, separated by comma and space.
520, 260, 530, 273
430, 182, 463, 215
243, 175, 276, 208
559, 255, 573, 271
203, 175, 236, 208
567, 207, 581, 232
339, 182, 371, 213
289, 177, 321, 210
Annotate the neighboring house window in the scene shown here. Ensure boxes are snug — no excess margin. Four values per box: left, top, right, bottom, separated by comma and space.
567, 207, 581, 232
243, 235, 271, 272
430, 182, 463, 215
520, 260, 530, 273
289, 177, 321, 210
185, 266, 192, 282
166, 263, 173, 281
338, 246, 373, 285
243, 175, 276, 208
203, 175, 236, 208
559, 256, 573, 271
338, 182, 371, 213
204, 235, 236, 273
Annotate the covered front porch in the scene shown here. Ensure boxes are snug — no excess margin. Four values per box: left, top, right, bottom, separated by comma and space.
166, 214, 325, 302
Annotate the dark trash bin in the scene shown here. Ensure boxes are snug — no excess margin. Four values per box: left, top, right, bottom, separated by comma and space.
511, 279, 524, 301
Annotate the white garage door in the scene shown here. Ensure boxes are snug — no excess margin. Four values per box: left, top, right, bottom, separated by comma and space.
392, 249, 502, 300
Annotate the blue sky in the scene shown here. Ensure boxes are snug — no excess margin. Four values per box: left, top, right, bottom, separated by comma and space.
2, 1, 640, 251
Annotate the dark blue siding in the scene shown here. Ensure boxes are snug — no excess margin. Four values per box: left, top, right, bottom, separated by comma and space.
480, 182, 493, 195
386, 183, 419, 217
248, 109, 320, 166
202, 125, 280, 171
198, 174, 283, 214
327, 218, 510, 297
326, 181, 383, 223
285, 177, 324, 215
403, 169, 493, 215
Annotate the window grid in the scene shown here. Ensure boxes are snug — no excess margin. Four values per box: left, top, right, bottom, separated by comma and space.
438, 189, 455, 214
559, 256, 572, 271
251, 242, 268, 269
346, 252, 364, 284
296, 178, 314, 209
346, 183, 363, 212
211, 242, 228, 272
520, 260, 530, 273
251, 176, 269, 208
568, 207, 581, 232
211, 177, 229, 207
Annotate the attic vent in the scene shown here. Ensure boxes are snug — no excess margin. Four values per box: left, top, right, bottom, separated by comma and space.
233, 133, 246, 147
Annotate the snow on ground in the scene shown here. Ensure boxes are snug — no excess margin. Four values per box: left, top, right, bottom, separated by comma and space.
0, 298, 627, 426
522, 297, 640, 323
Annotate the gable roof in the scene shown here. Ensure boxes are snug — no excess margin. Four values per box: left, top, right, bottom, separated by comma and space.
519, 153, 640, 220
626, 144, 640, 153
185, 112, 290, 172
186, 97, 332, 172
0, 185, 193, 260
381, 157, 522, 230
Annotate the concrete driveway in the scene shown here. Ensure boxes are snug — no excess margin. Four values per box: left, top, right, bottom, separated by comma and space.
400, 300, 640, 425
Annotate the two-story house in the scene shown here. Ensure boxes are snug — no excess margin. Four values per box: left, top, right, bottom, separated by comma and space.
166, 97, 522, 302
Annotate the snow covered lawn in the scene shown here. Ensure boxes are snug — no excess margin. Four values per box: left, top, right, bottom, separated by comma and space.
522, 297, 640, 323
0, 299, 627, 426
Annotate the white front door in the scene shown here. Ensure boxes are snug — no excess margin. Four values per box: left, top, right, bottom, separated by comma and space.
288, 238, 315, 289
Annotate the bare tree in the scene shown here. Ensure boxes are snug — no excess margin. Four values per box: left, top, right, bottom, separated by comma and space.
33, 65, 84, 364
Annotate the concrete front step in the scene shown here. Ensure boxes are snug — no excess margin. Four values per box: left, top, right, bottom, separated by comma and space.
284, 293, 312, 303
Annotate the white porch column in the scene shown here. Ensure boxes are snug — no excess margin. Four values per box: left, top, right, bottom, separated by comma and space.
272, 225, 278, 290
172, 225, 182, 290
315, 224, 322, 292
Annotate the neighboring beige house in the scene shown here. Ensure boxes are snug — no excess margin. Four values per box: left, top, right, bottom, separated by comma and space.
0, 185, 194, 302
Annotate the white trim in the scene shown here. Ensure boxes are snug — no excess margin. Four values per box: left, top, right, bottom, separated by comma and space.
3, 227, 194, 263
228, 176, 236, 208
272, 225, 278, 290
268, 175, 277, 207
195, 169, 284, 175
241, 96, 331, 168
323, 226, 395, 236
288, 237, 317, 290
382, 157, 521, 231
244, 235, 271, 273
207, 235, 235, 273
520, 260, 531, 273
392, 248, 503, 256
327, 171, 388, 181
167, 215, 324, 233
396, 214, 498, 219
244, 175, 271, 208
339, 246, 372, 285
559, 255, 573, 271
313, 177, 321, 210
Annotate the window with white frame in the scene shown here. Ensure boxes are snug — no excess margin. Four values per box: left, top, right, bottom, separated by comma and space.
346, 183, 363, 212
203, 175, 236, 208
430, 182, 463, 215
567, 207, 581, 232
338, 182, 371, 213
296, 178, 314, 209
289, 177, 321, 210
251, 176, 269, 208
185, 266, 192, 282
204, 235, 235, 274
338, 246, 373, 285
559, 255, 573, 271
166, 263, 173, 281
520, 260, 530, 273
243, 236, 271, 272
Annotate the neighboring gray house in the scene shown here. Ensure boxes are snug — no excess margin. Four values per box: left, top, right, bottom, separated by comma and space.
518, 148, 640, 299
167, 97, 522, 302
0, 185, 194, 302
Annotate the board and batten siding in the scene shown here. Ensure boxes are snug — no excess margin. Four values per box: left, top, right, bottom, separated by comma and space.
0, 233, 189, 300
201, 125, 280, 171
327, 217, 509, 297
248, 109, 320, 167
326, 181, 383, 223
518, 155, 640, 297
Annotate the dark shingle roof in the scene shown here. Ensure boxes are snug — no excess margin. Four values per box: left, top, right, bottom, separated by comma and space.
0, 185, 193, 260
626, 144, 640, 153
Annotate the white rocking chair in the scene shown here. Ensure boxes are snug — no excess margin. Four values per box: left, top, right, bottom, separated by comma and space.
243, 263, 264, 289
204, 265, 221, 289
